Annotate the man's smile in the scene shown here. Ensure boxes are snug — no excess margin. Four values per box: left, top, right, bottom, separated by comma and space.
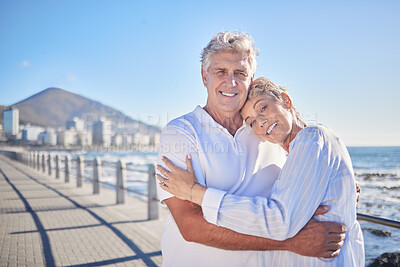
220, 91, 238, 97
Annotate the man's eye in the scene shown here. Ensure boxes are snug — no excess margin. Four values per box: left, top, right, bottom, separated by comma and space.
261, 105, 267, 111
236, 71, 247, 77
250, 121, 255, 128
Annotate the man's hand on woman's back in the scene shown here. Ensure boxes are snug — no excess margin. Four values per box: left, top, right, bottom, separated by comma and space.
285, 206, 347, 258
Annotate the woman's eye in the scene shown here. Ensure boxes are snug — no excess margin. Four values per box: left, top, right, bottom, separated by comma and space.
261, 105, 267, 111
250, 121, 255, 128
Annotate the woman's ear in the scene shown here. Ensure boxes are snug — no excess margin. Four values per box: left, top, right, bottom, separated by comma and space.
281, 93, 292, 109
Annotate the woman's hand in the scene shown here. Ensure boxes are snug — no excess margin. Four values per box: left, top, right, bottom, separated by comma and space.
156, 155, 199, 202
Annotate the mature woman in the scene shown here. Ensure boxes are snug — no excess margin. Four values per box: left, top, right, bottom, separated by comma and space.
157, 77, 365, 266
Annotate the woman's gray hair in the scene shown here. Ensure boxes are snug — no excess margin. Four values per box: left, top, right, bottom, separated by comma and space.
248, 77, 305, 125
201, 31, 259, 75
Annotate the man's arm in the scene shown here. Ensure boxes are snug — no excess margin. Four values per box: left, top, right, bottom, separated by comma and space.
165, 197, 345, 258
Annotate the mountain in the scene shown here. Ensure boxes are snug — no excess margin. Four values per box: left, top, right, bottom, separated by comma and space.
3, 87, 160, 134
0, 105, 6, 125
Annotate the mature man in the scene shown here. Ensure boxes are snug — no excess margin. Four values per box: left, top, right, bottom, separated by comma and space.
157, 31, 346, 266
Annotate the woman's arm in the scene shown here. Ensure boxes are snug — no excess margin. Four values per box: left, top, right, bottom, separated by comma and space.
158, 156, 347, 257
157, 129, 340, 240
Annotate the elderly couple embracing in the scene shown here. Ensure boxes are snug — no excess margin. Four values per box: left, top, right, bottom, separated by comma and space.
156, 31, 365, 267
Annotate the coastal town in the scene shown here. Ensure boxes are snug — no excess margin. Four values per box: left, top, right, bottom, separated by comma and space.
1, 106, 160, 151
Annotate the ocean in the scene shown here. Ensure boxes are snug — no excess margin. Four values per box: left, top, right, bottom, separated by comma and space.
56, 146, 400, 264
348, 146, 400, 263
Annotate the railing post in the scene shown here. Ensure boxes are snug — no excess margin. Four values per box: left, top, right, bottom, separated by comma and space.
37, 152, 41, 171
55, 155, 60, 179
42, 153, 46, 173
77, 156, 84, 188
33, 152, 36, 168
116, 160, 126, 204
65, 155, 71, 183
147, 164, 159, 220
29, 152, 32, 167
48, 154, 53, 176
93, 157, 101, 194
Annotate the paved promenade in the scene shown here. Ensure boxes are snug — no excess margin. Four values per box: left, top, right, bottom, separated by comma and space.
0, 154, 168, 266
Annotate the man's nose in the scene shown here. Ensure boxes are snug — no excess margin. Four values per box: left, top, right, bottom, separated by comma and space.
225, 72, 237, 87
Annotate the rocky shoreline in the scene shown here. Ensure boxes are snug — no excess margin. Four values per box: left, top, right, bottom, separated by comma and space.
369, 252, 400, 266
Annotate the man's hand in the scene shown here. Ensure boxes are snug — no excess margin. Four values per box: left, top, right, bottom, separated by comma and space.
285, 206, 347, 258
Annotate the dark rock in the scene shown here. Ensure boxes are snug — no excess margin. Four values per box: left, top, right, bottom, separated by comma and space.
385, 186, 400, 190
364, 175, 373, 181
369, 252, 400, 266
364, 228, 393, 237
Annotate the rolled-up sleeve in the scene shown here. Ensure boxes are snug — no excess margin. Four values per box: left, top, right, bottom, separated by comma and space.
156, 123, 203, 204
201, 188, 227, 225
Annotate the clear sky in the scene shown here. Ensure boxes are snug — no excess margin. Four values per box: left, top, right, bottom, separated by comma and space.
0, 0, 399, 146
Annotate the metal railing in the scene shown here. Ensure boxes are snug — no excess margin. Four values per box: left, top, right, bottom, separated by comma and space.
3, 149, 400, 229
357, 213, 400, 229
6, 150, 159, 220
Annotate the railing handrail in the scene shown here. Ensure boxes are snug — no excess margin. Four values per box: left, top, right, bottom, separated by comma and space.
357, 213, 400, 229
5, 150, 160, 220
6, 149, 400, 225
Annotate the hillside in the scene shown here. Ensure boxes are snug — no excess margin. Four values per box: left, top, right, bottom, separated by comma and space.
5, 88, 159, 133
0, 105, 6, 125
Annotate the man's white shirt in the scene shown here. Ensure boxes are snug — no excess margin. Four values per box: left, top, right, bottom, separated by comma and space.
157, 106, 286, 267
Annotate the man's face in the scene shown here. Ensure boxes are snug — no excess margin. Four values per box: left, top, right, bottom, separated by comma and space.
202, 52, 254, 115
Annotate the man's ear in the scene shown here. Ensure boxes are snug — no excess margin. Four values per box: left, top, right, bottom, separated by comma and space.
201, 68, 207, 87
281, 93, 292, 109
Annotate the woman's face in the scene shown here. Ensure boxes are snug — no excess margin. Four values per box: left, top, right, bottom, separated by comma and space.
241, 94, 293, 145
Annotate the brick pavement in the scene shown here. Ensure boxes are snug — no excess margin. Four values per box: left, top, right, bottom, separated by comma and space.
0, 154, 168, 267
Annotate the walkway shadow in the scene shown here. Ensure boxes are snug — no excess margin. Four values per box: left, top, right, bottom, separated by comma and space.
11, 219, 150, 234
3, 159, 159, 266
0, 168, 56, 267
66, 251, 162, 267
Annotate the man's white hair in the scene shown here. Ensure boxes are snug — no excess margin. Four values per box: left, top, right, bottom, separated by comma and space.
201, 31, 259, 75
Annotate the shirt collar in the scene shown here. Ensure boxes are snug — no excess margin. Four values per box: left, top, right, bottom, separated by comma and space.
193, 105, 247, 134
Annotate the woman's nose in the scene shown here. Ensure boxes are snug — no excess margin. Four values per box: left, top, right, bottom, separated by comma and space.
258, 118, 267, 128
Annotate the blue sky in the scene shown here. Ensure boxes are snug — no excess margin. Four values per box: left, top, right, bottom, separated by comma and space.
0, 0, 399, 146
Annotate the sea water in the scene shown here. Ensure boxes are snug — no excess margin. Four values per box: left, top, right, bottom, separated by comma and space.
348, 146, 400, 263
56, 146, 400, 264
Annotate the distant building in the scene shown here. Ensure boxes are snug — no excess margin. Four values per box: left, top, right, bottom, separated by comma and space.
43, 128, 57, 146
92, 119, 112, 146
66, 117, 85, 132
150, 133, 161, 148
77, 131, 92, 146
111, 133, 123, 146
111, 132, 132, 146
57, 129, 78, 146
133, 132, 151, 147
21, 125, 44, 142
3, 107, 19, 136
